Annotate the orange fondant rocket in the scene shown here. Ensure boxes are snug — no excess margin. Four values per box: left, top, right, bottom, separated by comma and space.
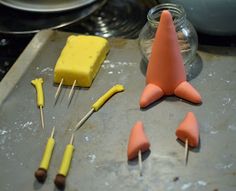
127, 121, 150, 160
140, 10, 202, 108
176, 112, 199, 147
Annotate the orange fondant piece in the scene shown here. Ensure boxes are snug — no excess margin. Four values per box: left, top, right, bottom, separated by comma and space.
140, 84, 164, 108
127, 121, 150, 160
174, 81, 202, 104
139, 10, 201, 108
176, 112, 199, 147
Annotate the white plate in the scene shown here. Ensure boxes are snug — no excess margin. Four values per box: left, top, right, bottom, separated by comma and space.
0, 0, 96, 12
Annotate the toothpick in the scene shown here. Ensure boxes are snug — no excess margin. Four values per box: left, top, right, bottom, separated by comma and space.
70, 133, 74, 145
55, 78, 64, 100
68, 80, 76, 102
138, 150, 143, 176
51, 127, 55, 138
74, 108, 94, 131
181, 49, 191, 53
185, 139, 189, 166
39, 106, 44, 129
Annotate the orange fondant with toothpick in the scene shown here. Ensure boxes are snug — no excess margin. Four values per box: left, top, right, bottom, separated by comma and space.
127, 121, 150, 160
140, 10, 201, 108
176, 112, 199, 147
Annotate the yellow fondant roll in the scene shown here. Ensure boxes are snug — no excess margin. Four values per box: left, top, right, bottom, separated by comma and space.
92, 84, 125, 111
31, 78, 44, 107
39, 137, 55, 170
58, 144, 74, 176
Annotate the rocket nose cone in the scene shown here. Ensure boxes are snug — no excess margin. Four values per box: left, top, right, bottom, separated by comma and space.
160, 10, 173, 25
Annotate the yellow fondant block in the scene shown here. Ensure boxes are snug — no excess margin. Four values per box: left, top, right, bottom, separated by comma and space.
54, 35, 109, 87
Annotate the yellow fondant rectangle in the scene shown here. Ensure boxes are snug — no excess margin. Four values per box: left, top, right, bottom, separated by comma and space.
54, 35, 109, 87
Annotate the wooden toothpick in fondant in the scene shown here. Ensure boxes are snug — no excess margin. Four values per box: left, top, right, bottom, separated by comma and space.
127, 121, 150, 176
176, 112, 200, 165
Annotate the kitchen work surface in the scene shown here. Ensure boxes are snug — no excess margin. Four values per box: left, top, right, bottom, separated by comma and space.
0, 30, 236, 191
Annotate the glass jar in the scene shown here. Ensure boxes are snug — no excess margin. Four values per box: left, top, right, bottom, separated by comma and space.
139, 3, 198, 67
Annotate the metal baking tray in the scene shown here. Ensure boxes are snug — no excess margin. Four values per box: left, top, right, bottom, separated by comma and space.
0, 30, 236, 191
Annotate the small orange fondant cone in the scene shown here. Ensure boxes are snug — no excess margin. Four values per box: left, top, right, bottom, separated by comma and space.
127, 121, 150, 160
140, 84, 164, 108
139, 10, 201, 108
174, 82, 202, 104
176, 112, 199, 147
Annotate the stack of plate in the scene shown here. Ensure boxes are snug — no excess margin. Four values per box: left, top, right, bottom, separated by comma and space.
0, 0, 107, 34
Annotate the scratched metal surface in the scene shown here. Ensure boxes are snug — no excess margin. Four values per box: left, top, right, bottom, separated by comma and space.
0, 30, 236, 191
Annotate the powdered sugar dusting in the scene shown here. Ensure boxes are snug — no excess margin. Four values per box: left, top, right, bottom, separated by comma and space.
181, 183, 192, 190
228, 124, 236, 131
222, 97, 231, 106
40, 67, 53, 73
88, 154, 96, 163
